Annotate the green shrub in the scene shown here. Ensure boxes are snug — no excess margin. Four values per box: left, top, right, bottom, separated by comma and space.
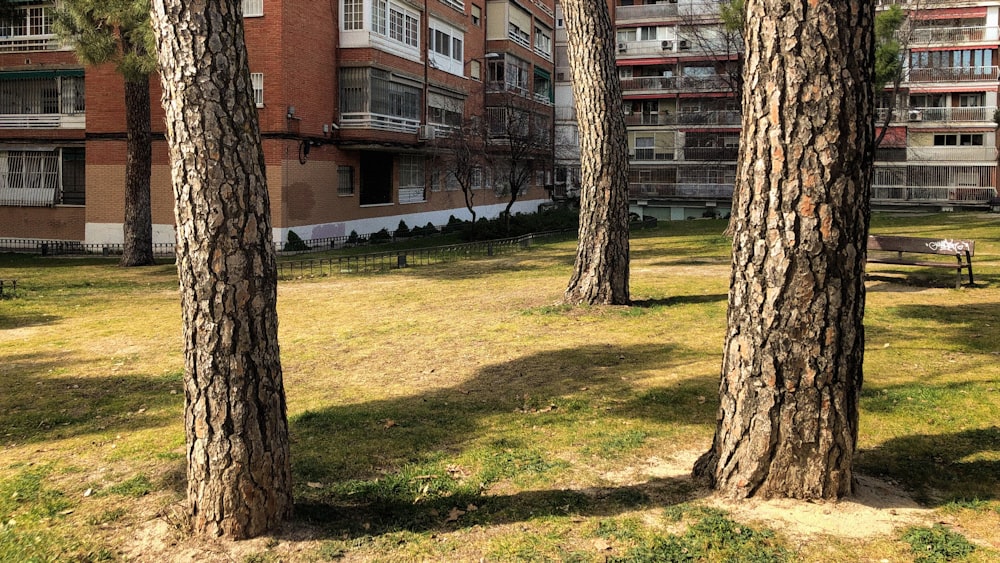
283, 230, 310, 252
370, 228, 392, 244
394, 220, 411, 238
902, 525, 975, 563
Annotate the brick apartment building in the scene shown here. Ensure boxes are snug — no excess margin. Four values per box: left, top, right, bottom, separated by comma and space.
553, 0, 1000, 220
0, 0, 556, 247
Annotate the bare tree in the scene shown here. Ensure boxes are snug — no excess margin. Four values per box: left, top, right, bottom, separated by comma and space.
150, 0, 293, 538
426, 118, 489, 225
485, 92, 553, 230
561, 0, 631, 305
693, 0, 875, 500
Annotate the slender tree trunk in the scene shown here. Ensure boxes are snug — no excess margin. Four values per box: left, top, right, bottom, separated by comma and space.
120, 77, 154, 267
562, 0, 630, 305
150, 0, 293, 538
693, 0, 875, 499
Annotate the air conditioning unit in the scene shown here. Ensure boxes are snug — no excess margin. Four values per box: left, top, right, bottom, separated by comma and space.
661, 40, 674, 51
617, 42, 628, 53
908, 110, 922, 122
679, 40, 690, 50
419, 124, 436, 140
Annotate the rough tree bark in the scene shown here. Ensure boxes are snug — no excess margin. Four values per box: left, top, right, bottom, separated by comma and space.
562, 0, 631, 306
693, 0, 875, 499
120, 76, 154, 267
150, 0, 293, 538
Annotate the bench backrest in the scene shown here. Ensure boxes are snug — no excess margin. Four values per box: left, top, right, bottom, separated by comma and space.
868, 235, 974, 257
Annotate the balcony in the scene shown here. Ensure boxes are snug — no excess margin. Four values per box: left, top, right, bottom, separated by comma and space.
872, 186, 997, 204
879, 106, 999, 124
909, 26, 999, 46
906, 66, 1000, 83
629, 182, 734, 199
620, 74, 733, 94
625, 110, 741, 127
340, 112, 420, 134
615, 4, 679, 24
906, 146, 998, 162
0, 72, 85, 129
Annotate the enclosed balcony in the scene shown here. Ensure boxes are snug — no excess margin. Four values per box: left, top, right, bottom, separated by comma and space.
0, 71, 85, 129
0, 4, 59, 53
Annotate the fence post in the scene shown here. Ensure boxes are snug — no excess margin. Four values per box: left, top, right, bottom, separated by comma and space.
487, 243, 494, 256
40, 243, 48, 256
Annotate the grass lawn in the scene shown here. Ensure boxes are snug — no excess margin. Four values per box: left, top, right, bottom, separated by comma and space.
1, 212, 998, 562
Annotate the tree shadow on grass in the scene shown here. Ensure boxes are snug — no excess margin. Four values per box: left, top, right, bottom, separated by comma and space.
293, 475, 703, 540
285, 343, 715, 539
0, 310, 61, 330
0, 351, 183, 445
857, 427, 1000, 506
871, 301, 1000, 355
631, 294, 728, 308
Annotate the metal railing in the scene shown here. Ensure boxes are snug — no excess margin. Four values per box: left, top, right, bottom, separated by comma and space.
276, 232, 567, 279
910, 26, 997, 45
620, 75, 733, 94
339, 112, 420, 133
630, 183, 734, 199
872, 186, 997, 204
878, 106, 997, 124
906, 66, 1000, 83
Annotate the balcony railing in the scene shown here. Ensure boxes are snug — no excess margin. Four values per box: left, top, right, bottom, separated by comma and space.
909, 26, 998, 45
872, 186, 997, 204
878, 106, 998, 124
620, 75, 733, 93
0, 114, 85, 129
615, 4, 679, 22
340, 112, 420, 133
906, 146, 998, 162
629, 182, 735, 199
906, 66, 1000, 83
625, 110, 741, 127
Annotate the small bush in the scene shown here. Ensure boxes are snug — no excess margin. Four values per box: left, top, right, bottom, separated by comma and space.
902, 525, 975, 563
394, 220, 411, 238
346, 230, 362, 245
370, 228, 392, 244
283, 230, 310, 252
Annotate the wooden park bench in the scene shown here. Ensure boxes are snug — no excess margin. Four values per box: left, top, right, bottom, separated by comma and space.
867, 235, 974, 289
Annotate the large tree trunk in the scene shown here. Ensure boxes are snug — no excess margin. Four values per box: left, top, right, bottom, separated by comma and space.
150, 0, 293, 538
693, 0, 875, 499
562, 0, 630, 305
120, 77, 154, 267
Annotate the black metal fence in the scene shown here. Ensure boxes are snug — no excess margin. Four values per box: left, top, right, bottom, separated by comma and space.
276, 232, 569, 279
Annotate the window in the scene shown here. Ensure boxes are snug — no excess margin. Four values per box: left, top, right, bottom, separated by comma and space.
469, 60, 481, 80
934, 134, 957, 146
372, 0, 387, 35
471, 5, 481, 26
959, 94, 983, 107
242, 0, 263, 17
635, 137, 654, 160
250, 73, 264, 107
386, 5, 420, 48
343, 0, 363, 30
489, 55, 529, 94
0, 5, 56, 52
640, 26, 657, 41
960, 134, 983, 146
0, 149, 60, 206
534, 26, 551, 58
398, 155, 425, 203
428, 20, 463, 72
0, 73, 85, 117
428, 92, 464, 127
617, 29, 637, 42
340, 68, 421, 127
337, 166, 354, 195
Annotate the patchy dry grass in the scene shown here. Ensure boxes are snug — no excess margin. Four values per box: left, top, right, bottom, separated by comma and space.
1, 213, 999, 561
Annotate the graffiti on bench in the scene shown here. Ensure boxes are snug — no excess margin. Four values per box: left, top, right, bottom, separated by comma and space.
926, 239, 971, 253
